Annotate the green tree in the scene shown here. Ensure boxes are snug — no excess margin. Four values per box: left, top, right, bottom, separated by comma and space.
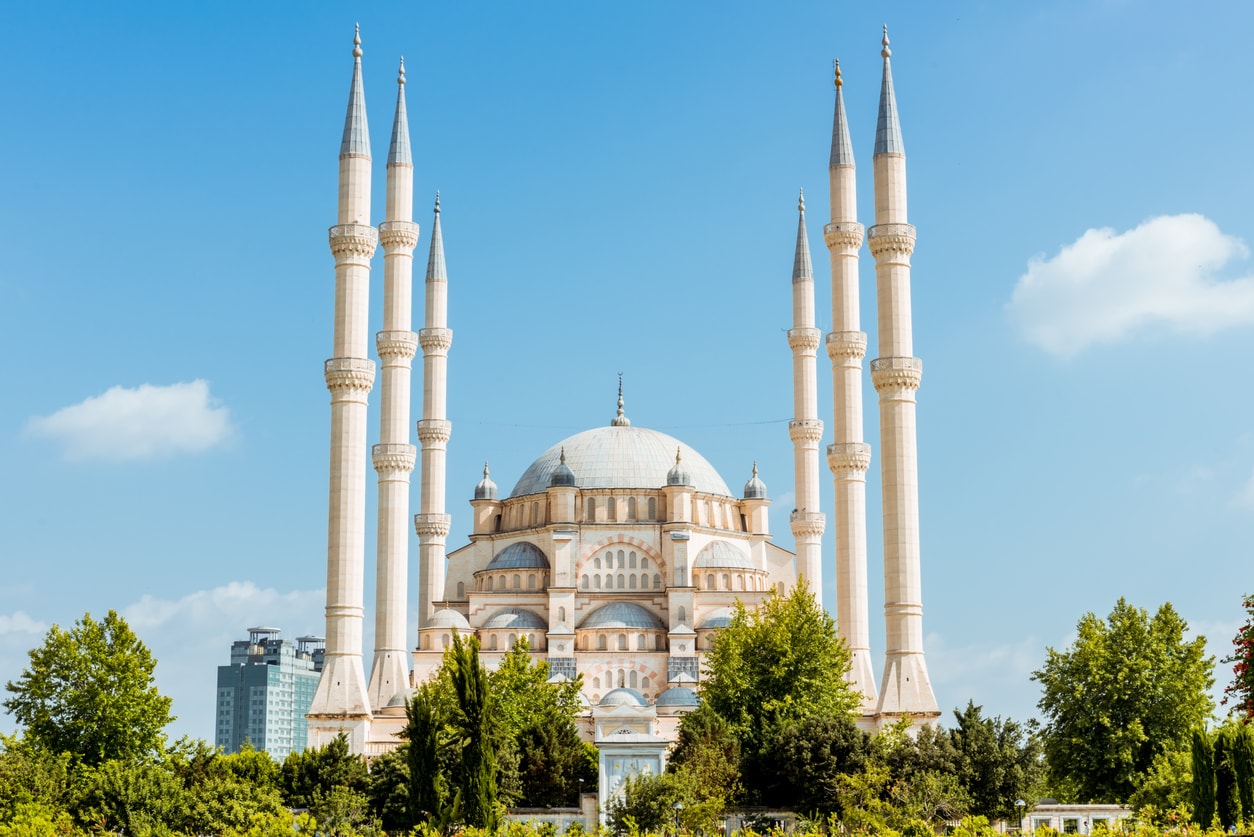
1233, 724, 1254, 827
3, 610, 174, 766
73, 758, 186, 837
405, 683, 448, 826
1214, 727, 1240, 831
1191, 728, 1215, 827
0, 735, 73, 823
1127, 748, 1192, 814
1222, 593, 1254, 721
447, 632, 498, 829
758, 713, 867, 814
667, 702, 743, 812
1033, 598, 1214, 802
365, 745, 410, 833
279, 733, 368, 812
949, 702, 1043, 824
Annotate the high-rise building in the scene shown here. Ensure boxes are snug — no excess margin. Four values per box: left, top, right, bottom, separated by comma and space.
215, 627, 325, 759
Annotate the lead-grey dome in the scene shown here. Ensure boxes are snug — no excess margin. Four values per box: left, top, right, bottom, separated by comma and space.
656, 686, 700, 707
693, 541, 755, 570
579, 602, 666, 631
426, 608, 471, 630
697, 607, 735, 630
482, 608, 548, 630
600, 687, 648, 707
509, 425, 731, 498
486, 542, 550, 571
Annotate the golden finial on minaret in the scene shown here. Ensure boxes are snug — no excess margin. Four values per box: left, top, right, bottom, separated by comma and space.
835, 58, 843, 89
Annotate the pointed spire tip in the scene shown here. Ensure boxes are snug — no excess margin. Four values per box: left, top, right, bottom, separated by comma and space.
881, 24, 891, 59
834, 58, 843, 89
353, 23, 362, 59
398, 56, 406, 85
798, 188, 805, 213
434, 190, 441, 213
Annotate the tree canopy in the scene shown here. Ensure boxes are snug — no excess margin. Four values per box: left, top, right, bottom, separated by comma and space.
3, 610, 174, 766
1033, 598, 1214, 802
1222, 593, 1254, 721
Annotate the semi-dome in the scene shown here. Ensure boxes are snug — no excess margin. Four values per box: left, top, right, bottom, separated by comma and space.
579, 601, 666, 631
600, 687, 648, 707
656, 686, 700, 707
426, 608, 471, 630
482, 608, 548, 630
510, 425, 731, 498
693, 541, 755, 570
486, 542, 550, 571
697, 607, 736, 630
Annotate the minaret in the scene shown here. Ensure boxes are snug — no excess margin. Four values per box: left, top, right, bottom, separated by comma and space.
868, 27, 939, 723
414, 193, 452, 628
788, 190, 825, 592
824, 58, 878, 713
309, 25, 376, 743
368, 58, 419, 711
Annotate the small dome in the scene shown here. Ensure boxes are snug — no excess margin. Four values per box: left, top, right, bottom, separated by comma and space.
697, 607, 735, 630
549, 448, 576, 487
579, 602, 666, 631
386, 688, 418, 708
656, 686, 700, 707
486, 542, 550, 571
666, 448, 691, 487
743, 462, 767, 500
600, 687, 648, 707
426, 608, 471, 630
482, 607, 547, 631
693, 541, 755, 570
474, 463, 498, 500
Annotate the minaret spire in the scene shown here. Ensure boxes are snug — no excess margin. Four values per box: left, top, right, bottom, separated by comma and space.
415, 192, 453, 629
368, 53, 420, 712
788, 191, 825, 592
867, 28, 939, 726
611, 373, 630, 426
310, 27, 378, 748
824, 55, 878, 715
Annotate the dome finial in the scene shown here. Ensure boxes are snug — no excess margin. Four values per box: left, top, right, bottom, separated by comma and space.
483, 461, 490, 478
798, 188, 805, 213
834, 58, 843, 89
560, 448, 567, 464
611, 372, 631, 426
881, 24, 891, 59
753, 460, 759, 477
434, 190, 441, 213
353, 23, 362, 59
398, 56, 406, 85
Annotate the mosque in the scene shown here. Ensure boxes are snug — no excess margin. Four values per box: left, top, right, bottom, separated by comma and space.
305, 25, 941, 767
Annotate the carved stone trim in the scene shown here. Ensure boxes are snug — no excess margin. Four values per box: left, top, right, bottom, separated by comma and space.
416, 419, 452, 445
787, 327, 821, 353
826, 330, 867, 359
378, 220, 420, 251
824, 221, 864, 251
419, 328, 453, 353
372, 443, 416, 472
827, 442, 872, 473
870, 356, 922, 391
324, 357, 376, 392
414, 513, 452, 538
376, 330, 418, 359
789, 510, 826, 537
788, 418, 824, 444
328, 224, 378, 258
867, 223, 916, 258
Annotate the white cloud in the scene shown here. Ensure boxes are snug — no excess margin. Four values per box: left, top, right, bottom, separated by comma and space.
1007, 214, 1254, 357
26, 380, 233, 462
0, 611, 47, 636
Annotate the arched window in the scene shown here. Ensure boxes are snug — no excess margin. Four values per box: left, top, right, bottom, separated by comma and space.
636, 634, 645, 650
494, 514, 502, 532
617, 634, 627, 651
442, 634, 450, 650
617, 573, 625, 589
499, 575, 507, 590
489, 635, 499, 650
647, 497, 656, 520
607, 497, 617, 520
655, 635, 664, 651
586, 498, 596, 520
594, 556, 602, 570
594, 575, 602, 590
777, 582, 785, 594
456, 581, 465, 599
642, 676, 650, 691
629, 574, 637, 589
559, 606, 567, 623
508, 633, 517, 647
629, 551, 637, 569
593, 676, 601, 689
513, 574, 521, 590
617, 549, 625, 567
581, 574, 589, 589
641, 557, 649, 570
678, 606, 686, 624
629, 670, 638, 689
605, 574, 613, 590
653, 573, 662, 589
735, 574, 744, 591
722, 573, 731, 589
486, 576, 494, 592
422, 634, 430, 650
597, 635, 607, 651
626, 497, 636, 520
707, 573, 715, 589
618, 670, 626, 688
532, 501, 540, 525
527, 574, 536, 590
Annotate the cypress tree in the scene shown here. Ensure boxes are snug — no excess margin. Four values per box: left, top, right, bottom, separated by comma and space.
1193, 728, 1216, 827
449, 632, 499, 830
1217, 728, 1241, 830
404, 683, 446, 826
1234, 725, 1254, 827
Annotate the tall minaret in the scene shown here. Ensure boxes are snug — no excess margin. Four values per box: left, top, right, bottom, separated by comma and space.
367, 58, 419, 711
867, 27, 939, 723
309, 26, 376, 742
414, 194, 452, 628
824, 59, 878, 713
788, 190, 825, 592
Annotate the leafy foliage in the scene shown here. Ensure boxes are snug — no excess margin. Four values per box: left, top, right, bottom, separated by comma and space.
1222, 593, 1254, 721
447, 632, 499, 830
1191, 728, 1215, 827
1034, 598, 1214, 802
1213, 727, 1239, 830
3, 610, 174, 766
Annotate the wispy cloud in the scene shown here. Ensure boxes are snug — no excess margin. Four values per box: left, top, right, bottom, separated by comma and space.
1007, 214, 1254, 357
925, 632, 1045, 723
0, 611, 47, 637
26, 380, 233, 462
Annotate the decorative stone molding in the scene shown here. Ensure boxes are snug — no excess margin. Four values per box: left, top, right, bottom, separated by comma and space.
324, 357, 376, 392
372, 443, 416, 472
419, 327, 453, 353
789, 510, 826, 537
867, 223, 916, 258
416, 419, 452, 445
827, 442, 872, 473
826, 330, 867, 360
870, 356, 922, 391
376, 330, 418, 359
328, 224, 378, 259
788, 419, 824, 445
377, 220, 419, 251
414, 513, 451, 538
787, 327, 821, 353
823, 221, 864, 251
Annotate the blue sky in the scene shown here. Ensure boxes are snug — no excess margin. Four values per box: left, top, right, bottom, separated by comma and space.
3, 1, 1252, 742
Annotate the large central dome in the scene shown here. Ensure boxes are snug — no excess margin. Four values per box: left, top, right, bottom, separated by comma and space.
509, 425, 732, 498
